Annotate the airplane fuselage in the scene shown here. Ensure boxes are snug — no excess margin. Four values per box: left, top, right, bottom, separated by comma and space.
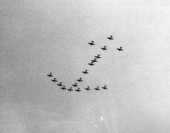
102, 48, 107, 50
85, 87, 90, 90
107, 36, 113, 40
88, 41, 95, 45
95, 56, 101, 59
51, 78, 57, 82
117, 48, 123, 51
89, 63, 94, 66
61, 87, 66, 90
75, 89, 81, 92
83, 72, 88, 74
72, 84, 78, 87
91, 59, 97, 62
94, 87, 100, 90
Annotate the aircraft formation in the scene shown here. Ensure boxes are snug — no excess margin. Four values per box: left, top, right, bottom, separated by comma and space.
47, 35, 123, 92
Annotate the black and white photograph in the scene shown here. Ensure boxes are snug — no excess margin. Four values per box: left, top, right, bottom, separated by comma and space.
0, 0, 170, 133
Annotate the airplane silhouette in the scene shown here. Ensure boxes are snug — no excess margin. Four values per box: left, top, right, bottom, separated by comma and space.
102, 85, 107, 89
51, 78, 57, 82
77, 78, 83, 82
68, 87, 73, 91
85, 86, 90, 90
91, 58, 97, 63
107, 35, 113, 40
82, 70, 88, 74
61, 86, 66, 90
75, 88, 81, 92
117, 46, 123, 51
101, 46, 107, 50
88, 41, 95, 46
57, 82, 63, 86
72, 83, 78, 87
94, 86, 100, 90
47, 72, 53, 77
94, 54, 101, 59
88, 62, 94, 66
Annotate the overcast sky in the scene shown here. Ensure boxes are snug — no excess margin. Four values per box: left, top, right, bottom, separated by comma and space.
1, 0, 170, 133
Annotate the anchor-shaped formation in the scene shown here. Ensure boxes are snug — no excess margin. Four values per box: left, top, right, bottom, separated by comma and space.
47, 35, 123, 92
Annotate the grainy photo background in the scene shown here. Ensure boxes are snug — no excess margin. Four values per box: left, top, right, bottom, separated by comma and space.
1, 0, 170, 133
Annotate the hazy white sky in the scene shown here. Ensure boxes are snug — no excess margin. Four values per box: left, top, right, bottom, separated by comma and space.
1, 0, 170, 133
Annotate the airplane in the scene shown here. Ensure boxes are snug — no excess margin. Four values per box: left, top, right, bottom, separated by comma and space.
51, 78, 57, 82
88, 41, 95, 46
101, 46, 107, 50
85, 86, 90, 90
57, 82, 63, 86
117, 46, 123, 51
72, 83, 78, 87
61, 86, 66, 90
82, 70, 88, 74
94, 54, 101, 59
94, 86, 100, 90
107, 35, 114, 40
91, 58, 97, 63
47, 72, 53, 77
77, 78, 83, 82
75, 88, 81, 92
68, 87, 73, 91
102, 85, 107, 89
88, 62, 94, 66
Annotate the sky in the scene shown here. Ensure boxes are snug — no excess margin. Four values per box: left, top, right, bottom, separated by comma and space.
1, 0, 170, 133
